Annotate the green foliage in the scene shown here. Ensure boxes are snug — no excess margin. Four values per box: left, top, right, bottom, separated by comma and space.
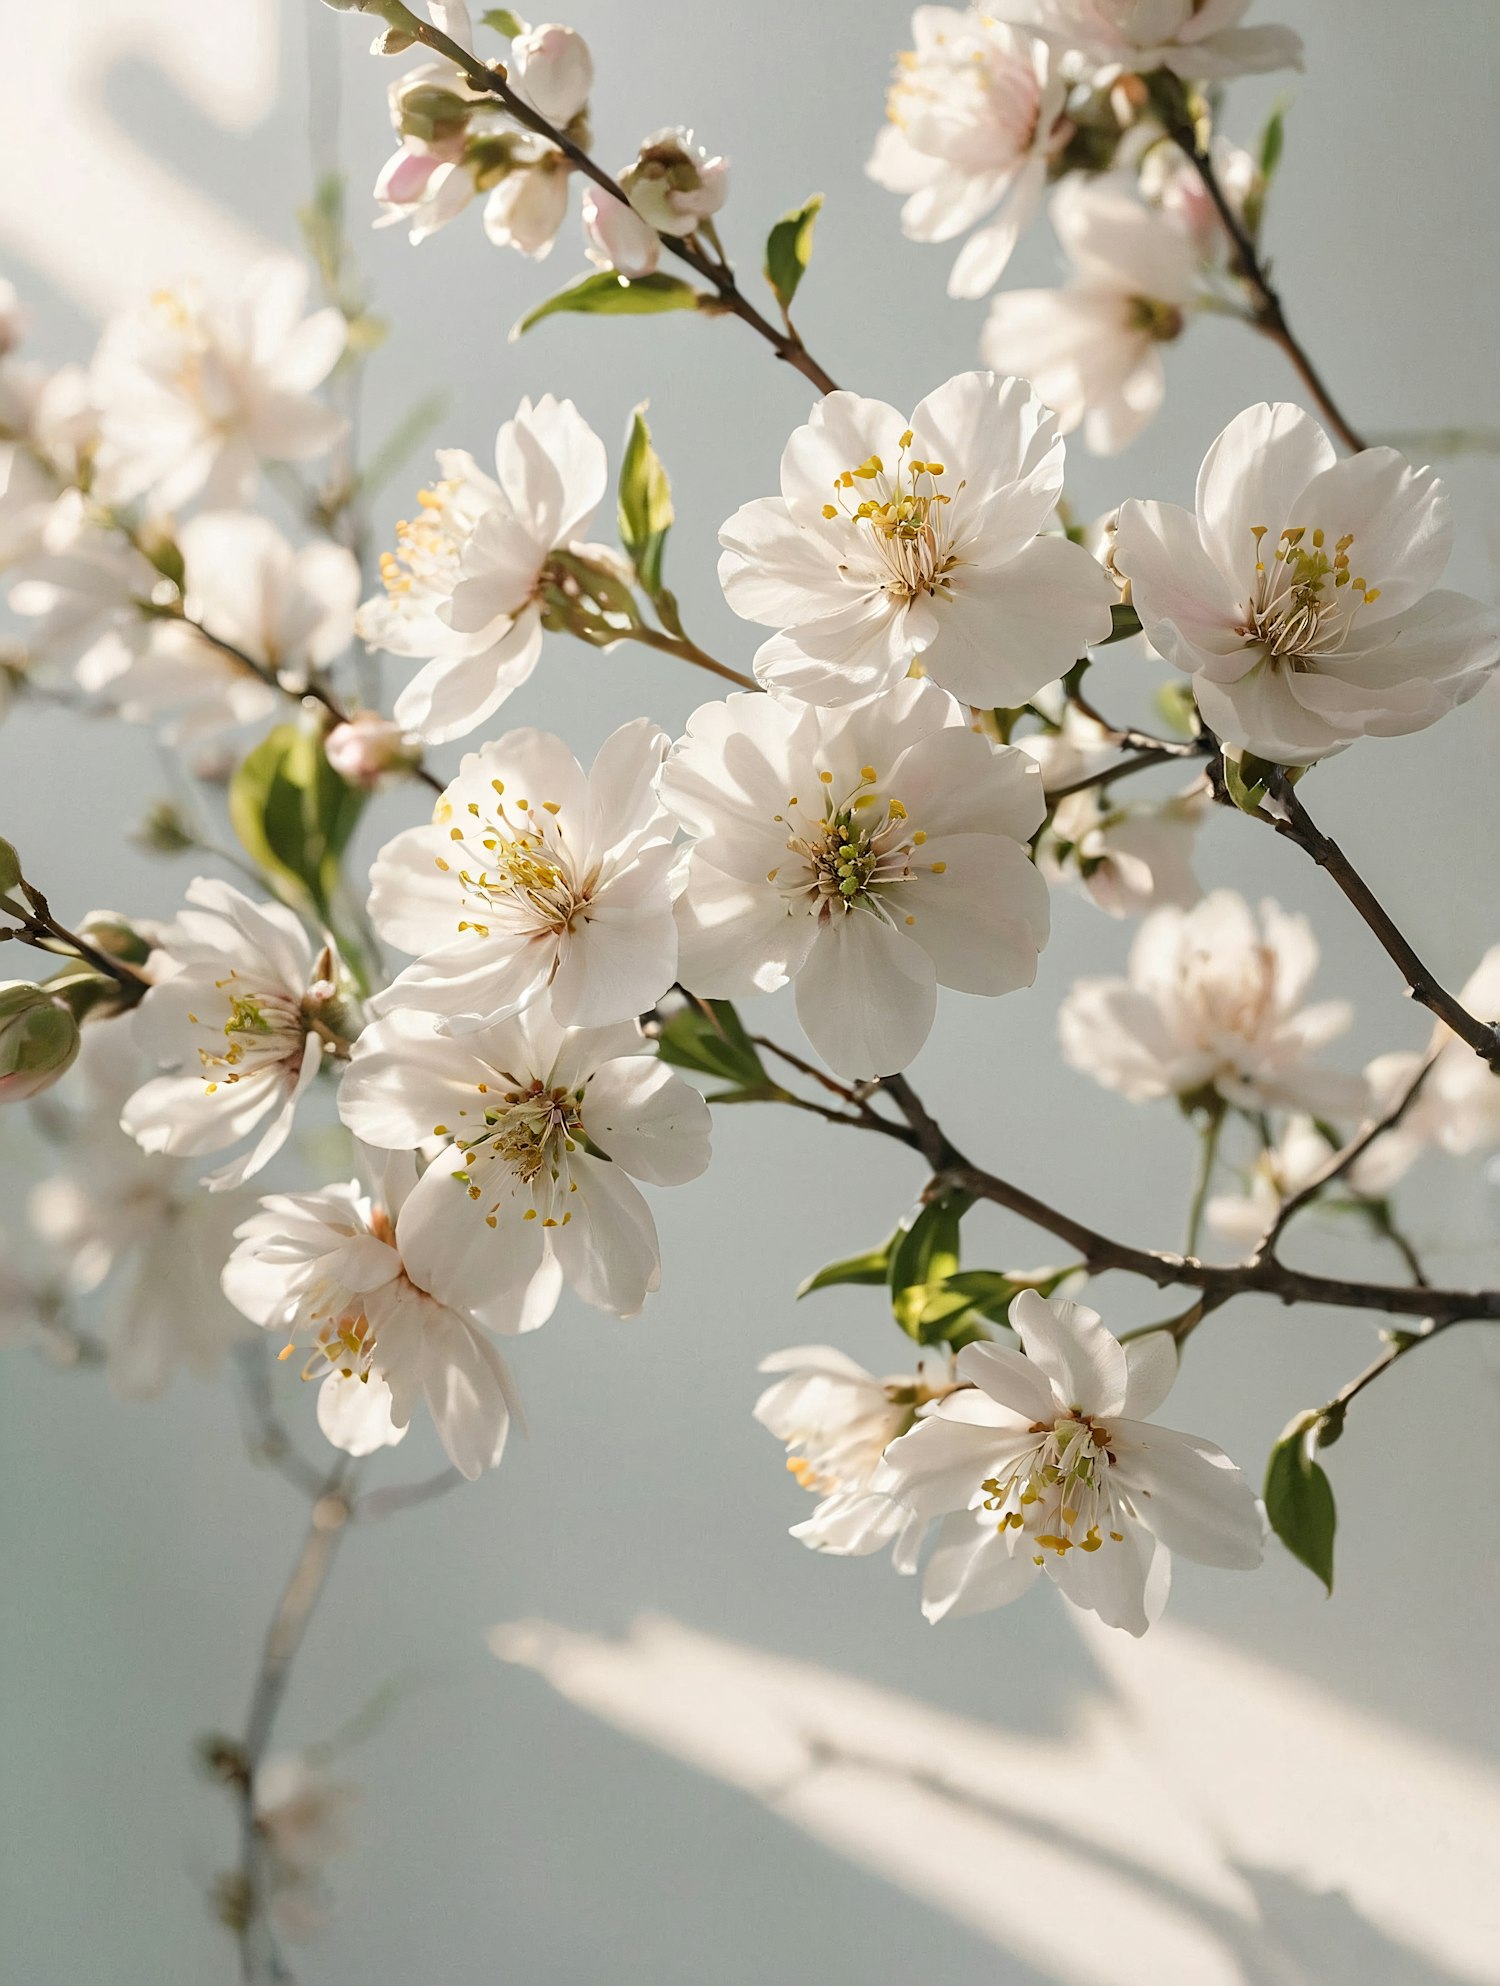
1104, 602, 1143, 644
481, 7, 526, 33
1220, 748, 1291, 815
228, 724, 367, 926
764, 193, 824, 315
796, 1244, 894, 1298
652, 999, 771, 1098
1258, 103, 1286, 185
618, 406, 674, 598
1153, 679, 1200, 739
1264, 1411, 1337, 1593
511, 273, 701, 341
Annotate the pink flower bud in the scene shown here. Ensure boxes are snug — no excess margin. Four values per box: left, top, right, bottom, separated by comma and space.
483, 161, 570, 259
510, 23, 594, 125
375, 144, 443, 206
581, 185, 660, 277
325, 714, 417, 788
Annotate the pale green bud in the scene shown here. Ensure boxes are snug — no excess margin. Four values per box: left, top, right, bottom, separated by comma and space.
0, 835, 21, 894
0, 982, 81, 1101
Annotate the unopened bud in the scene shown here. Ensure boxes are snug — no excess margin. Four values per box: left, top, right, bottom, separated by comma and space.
396, 80, 475, 143
76, 911, 153, 968
0, 836, 21, 894
510, 23, 593, 124
581, 185, 660, 277
135, 801, 196, 855
324, 714, 419, 789
540, 546, 642, 642
619, 127, 727, 237
0, 982, 80, 1101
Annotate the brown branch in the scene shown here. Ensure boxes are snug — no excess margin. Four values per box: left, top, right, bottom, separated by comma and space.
1041, 745, 1195, 805
390, 12, 841, 398
1265, 771, 1500, 1067
0, 886, 149, 1003
1164, 117, 1368, 454
624, 626, 755, 691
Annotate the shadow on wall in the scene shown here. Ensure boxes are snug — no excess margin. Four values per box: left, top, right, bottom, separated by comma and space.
491, 1612, 1498, 1986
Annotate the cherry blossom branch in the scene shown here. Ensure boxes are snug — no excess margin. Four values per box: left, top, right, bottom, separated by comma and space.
1263, 770, 1500, 1068
378, 6, 843, 397
621, 626, 755, 691
1256, 1044, 1442, 1255
852, 1074, 1500, 1325
0, 885, 148, 1001
1157, 97, 1369, 454
1040, 743, 1199, 805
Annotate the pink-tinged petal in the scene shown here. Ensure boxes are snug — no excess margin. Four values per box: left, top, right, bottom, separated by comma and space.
922, 1512, 1040, 1622
1110, 1420, 1264, 1569
582, 1056, 711, 1185
795, 911, 938, 1078
551, 1151, 660, 1316
1113, 498, 1246, 673
1121, 1329, 1178, 1420
897, 833, 1050, 995
674, 858, 817, 998
1009, 1289, 1127, 1416
927, 537, 1114, 706
1195, 403, 1335, 579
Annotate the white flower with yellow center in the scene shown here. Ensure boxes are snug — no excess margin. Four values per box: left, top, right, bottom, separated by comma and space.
1114, 403, 1500, 764
356, 395, 607, 744
338, 1003, 711, 1321
660, 678, 1050, 1078
369, 718, 679, 1032
755, 1345, 955, 1558
89, 261, 346, 511
122, 879, 346, 1191
1058, 888, 1365, 1115
1002, 0, 1302, 81
222, 1158, 536, 1479
876, 1292, 1262, 1632
718, 370, 1114, 709
981, 175, 1200, 456
868, 8, 1065, 298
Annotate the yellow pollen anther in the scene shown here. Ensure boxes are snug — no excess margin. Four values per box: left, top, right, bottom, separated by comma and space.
819, 770, 834, 784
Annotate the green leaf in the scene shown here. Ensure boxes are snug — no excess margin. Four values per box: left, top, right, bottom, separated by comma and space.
510, 272, 701, 341
1220, 748, 1283, 816
228, 724, 367, 924
764, 193, 824, 315
796, 1242, 894, 1299
652, 999, 769, 1093
1103, 602, 1142, 645
1153, 679, 1199, 739
889, 1192, 972, 1339
1264, 1412, 1336, 1593
618, 405, 674, 598
1258, 103, 1286, 184
481, 7, 526, 33
939, 1265, 1079, 1324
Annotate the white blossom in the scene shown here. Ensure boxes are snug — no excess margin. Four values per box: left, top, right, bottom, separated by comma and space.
868, 8, 1065, 298
659, 678, 1050, 1079
28, 1026, 253, 1395
508, 23, 594, 124
7, 498, 170, 711
581, 185, 661, 276
1059, 889, 1365, 1114
1355, 948, 1500, 1180
620, 128, 727, 236
1114, 403, 1500, 763
755, 1345, 954, 1557
122, 879, 343, 1190
222, 1159, 534, 1478
876, 1292, 1262, 1632
981, 175, 1199, 455
356, 396, 607, 744
369, 718, 678, 1031
1203, 1112, 1402, 1249
1001, 0, 1302, 82
90, 262, 346, 511
718, 370, 1114, 708
482, 143, 573, 258
338, 1003, 711, 1321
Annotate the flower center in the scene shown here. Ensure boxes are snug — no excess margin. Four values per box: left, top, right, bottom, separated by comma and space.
1177, 939, 1279, 1059
768, 767, 942, 926
440, 1076, 586, 1236
1126, 295, 1185, 342
1238, 524, 1381, 666
379, 480, 468, 602
888, 36, 1043, 170
982, 1412, 1128, 1561
188, 975, 307, 1094
822, 430, 964, 600
435, 776, 590, 939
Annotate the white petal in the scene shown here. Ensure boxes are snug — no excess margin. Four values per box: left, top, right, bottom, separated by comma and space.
550, 1151, 661, 1316
1110, 1421, 1264, 1569
1009, 1289, 1127, 1416
582, 1056, 712, 1185
794, 911, 937, 1078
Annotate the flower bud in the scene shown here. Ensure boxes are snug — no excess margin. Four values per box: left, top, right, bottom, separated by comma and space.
395, 79, 475, 144
135, 801, 196, 854
76, 911, 153, 968
324, 714, 419, 789
483, 158, 571, 257
0, 981, 80, 1101
619, 127, 727, 236
510, 24, 594, 125
0, 835, 21, 895
581, 185, 660, 277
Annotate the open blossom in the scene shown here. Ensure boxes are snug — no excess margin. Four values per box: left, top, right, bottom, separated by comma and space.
370, 718, 678, 1031
28, 1027, 252, 1396
1137, 136, 1261, 263
982, 175, 1198, 455
357, 396, 606, 744
755, 1345, 954, 1557
620, 128, 727, 235
1203, 1109, 1413, 1250
719, 371, 1114, 708
7, 497, 169, 708
1002, 0, 1302, 80
222, 1161, 536, 1478
660, 678, 1050, 1079
122, 879, 345, 1190
581, 185, 661, 276
90, 262, 345, 511
1059, 889, 1364, 1114
868, 9, 1064, 298
1356, 948, 1500, 1181
1114, 404, 1500, 764
877, 1293, 1262, 1632
338, 1004, 711, 1321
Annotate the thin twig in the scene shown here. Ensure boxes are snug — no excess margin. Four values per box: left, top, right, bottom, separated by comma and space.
1042, 745, 1199, 806
0, 888, 149, 1002
1264, 772, 1500, 1067
623, 626, 755, 691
